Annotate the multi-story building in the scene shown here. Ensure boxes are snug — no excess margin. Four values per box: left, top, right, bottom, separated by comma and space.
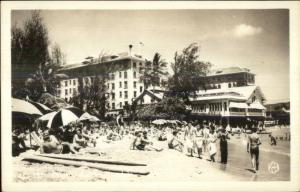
56, 52, 148, 115
189, 67, 266, 127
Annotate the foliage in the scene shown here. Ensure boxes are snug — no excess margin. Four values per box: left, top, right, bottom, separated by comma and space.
11, 11, 67, 101
139, 53, 168, 89
168, 43, 212, 101
136, 96, 187, 120
70, 76, 108, 119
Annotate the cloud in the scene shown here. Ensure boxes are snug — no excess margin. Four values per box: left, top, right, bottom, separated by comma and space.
233, 24, 262, 38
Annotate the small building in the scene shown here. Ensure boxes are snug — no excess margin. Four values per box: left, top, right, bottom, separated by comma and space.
265, 99, 290, 125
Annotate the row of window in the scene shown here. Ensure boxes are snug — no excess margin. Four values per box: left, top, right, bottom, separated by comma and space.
108, 81, 142, 90
57, 88, 78, 96
109, 70, 140, 80
193, 102, 228, 112
110, 89, 142, 100
108, 101, 129, 110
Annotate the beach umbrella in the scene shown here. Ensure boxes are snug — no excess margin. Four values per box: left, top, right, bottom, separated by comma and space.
27, 100, 52, 114
47, 107, 84, 129
12, 98, 43, 116
38, 111, 57, 121
152, 119, 167, 125
79, 112, 101, 122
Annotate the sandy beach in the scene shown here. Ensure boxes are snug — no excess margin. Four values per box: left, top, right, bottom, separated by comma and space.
13, 131, 290, 182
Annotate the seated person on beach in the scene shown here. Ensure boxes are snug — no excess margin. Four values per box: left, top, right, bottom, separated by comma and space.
73, 128, 88, 150
157, 129, 167, 141
132, 131, 163, 152
12, 128, 27, 156
106, 128, 122, 141
41, 129, 77, 154
269, 134, 277, 146
168, 131, 184, 152
82, 125, 97, 147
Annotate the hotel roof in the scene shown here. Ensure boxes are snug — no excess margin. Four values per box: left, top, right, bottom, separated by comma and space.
208, 67, 254, 76
60, 52, 146, 71
191, 85, 265, 101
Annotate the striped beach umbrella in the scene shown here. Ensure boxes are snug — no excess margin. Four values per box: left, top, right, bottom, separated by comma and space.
12, 98, 43, 116
27, 100, 52, 114
47, 107, 84, 129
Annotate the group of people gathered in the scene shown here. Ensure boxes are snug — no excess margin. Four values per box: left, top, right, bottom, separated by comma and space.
13, 117, 265, 173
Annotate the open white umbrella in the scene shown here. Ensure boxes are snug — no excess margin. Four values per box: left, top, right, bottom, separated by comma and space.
12, 98, 43, 116
47, 107, 84, 128
79, 112, 101, 122
152, 119, 168, 125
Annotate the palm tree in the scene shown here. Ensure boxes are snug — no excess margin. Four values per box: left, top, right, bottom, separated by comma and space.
140, 53, 168, 91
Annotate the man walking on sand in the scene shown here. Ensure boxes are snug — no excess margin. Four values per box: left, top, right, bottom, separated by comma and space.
247, 128, 262, 173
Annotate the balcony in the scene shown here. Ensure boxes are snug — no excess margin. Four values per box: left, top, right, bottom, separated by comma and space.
229, 111, 246, 116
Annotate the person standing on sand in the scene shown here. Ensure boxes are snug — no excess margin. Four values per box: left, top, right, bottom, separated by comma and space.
218, 127, 230, 164
208, 129, 217, 162
247, 128, 262, 173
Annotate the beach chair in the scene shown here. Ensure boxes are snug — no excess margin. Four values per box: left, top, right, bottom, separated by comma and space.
30, 131, 43, 147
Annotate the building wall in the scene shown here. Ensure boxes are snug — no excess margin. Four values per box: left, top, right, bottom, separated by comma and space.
56, 57, 146, 111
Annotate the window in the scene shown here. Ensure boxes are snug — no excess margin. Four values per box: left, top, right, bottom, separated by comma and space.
69, 88, 72, 94
57, 90, 61, 95
69, 80, 71, 84
111, 73, 115, 80
228, 83, 232, 88
217, 84, 221, 89
133, 71, 137, 78
119, 102, 123, 108
112, 83, 115, 90
65, 81, 68, 87
107, 103, 110, 109
73, 88, 76, 94
73, 80, 76, 85
133, 62, 137, 68
124, 91, 128, 99
134, 81, 137, 88
125, 101, 128, 106
140, 86, 143, 93
224, 102, 227, 111
139, 62, 142, 66
119, 91, 122, 98
134, 91, 137, 97
124, 81, 128, 89
119, 71, 122, 78
112, 103, 115, 110
112, 92, 115, 100
65, 89, 68, 95
119, 82, 122, 88
124, 71, 127, 79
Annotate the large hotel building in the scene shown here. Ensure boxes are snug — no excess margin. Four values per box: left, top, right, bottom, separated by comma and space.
56, 52, 266, 122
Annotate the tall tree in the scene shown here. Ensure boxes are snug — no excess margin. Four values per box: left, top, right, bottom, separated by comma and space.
168, 43, 212, 101
11, 11, 50, 99
12, 11, 67, 100
70, 76, 108, 119
139, 53, 168, 90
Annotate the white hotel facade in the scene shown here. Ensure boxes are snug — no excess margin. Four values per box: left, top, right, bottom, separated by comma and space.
56, 52, 147, 115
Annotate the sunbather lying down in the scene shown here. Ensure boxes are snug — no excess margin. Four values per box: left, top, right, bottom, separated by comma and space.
131, 131, 163, 152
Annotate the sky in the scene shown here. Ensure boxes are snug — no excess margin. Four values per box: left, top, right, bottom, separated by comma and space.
11, 9, 289, 102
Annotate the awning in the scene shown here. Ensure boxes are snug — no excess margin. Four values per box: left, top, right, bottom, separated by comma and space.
229, 102, 248, 109
249, 101, 266, 110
